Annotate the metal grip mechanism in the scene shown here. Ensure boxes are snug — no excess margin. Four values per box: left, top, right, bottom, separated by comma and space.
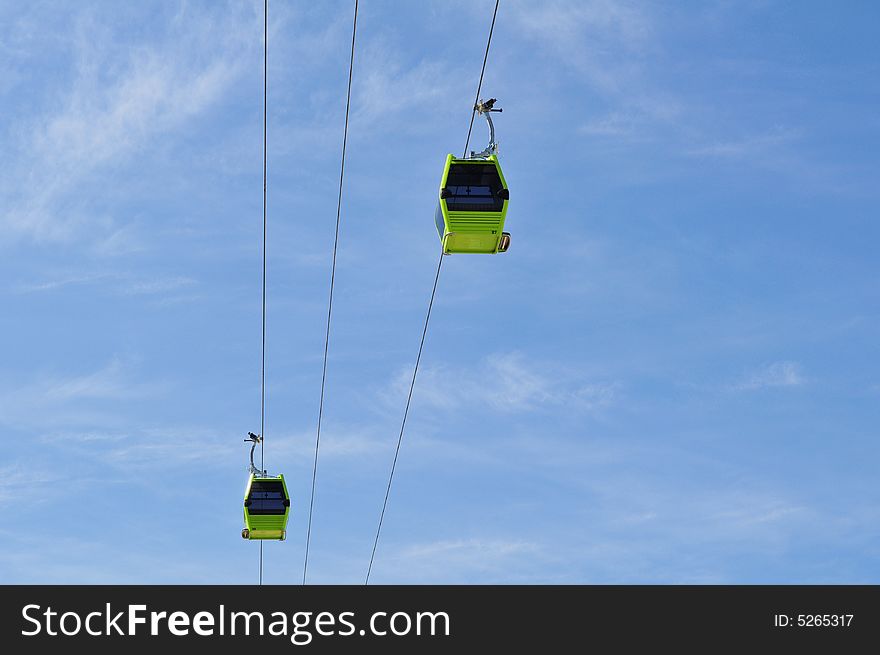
470, 98, 503, 159
475, 98, 502, 114
244, 432, 266, 477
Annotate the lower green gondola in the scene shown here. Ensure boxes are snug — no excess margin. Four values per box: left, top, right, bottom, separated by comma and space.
434, 153, 510, 255
241, 473, 290, 541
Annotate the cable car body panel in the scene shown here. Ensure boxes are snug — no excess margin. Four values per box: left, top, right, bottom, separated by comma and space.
435, 153, 509, 254
242, 473, 290, 540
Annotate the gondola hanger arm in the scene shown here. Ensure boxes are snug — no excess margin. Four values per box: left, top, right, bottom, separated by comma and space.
245, 432, 267, 477
470, 98, 502, 159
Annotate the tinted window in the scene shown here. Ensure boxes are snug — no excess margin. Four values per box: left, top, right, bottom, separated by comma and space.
246, 480, 288, 515
444, 163, 504, 212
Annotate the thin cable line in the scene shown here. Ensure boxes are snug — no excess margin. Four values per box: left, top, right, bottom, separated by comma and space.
260, 0, 268, 478
462, 0, 500, 158
258, 0, 268, 588
365, 251, 444, 584
302, 0, 359, 587
365, 0, 501, 585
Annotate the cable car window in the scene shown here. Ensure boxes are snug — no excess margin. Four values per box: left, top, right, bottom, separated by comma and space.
247, 480, 288, 515
444, 164, 504, 212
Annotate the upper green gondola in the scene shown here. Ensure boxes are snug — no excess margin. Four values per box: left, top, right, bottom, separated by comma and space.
435, 153, 510, 254
434, 98, 510, 255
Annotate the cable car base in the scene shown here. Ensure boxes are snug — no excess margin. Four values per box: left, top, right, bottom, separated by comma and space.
435, 99, 511, 255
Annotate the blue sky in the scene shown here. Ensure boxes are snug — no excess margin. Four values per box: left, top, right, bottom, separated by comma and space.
1, 0, 878, 584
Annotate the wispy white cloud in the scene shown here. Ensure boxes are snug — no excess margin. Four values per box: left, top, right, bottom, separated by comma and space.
509, 0, 831, 191
509, 0, 652, 94
1, 3, 260, 244
99, 426, 235, 470
402, 537, 538, 560
0, 530, 247, 584
578, 111, 641, 137
33, 424, 386, 475
709, 495, 806, 529
733, 361, 805, 391
38, 430, 127, 445
12, 272, 198, 297
263, 428, 390, 464
91, 223, 147, 257
384, 352, 618, 413
0, 464, 57, 506
377, 537, 542, 583
44, 359, 136, 401
13, 272, 115, 293
352, 40, 457, 132
543, 477, 819, 582
0, 358, 168, 429
122, 276, 197, 296
508, 0, 684, 139
686, 126, 801, 159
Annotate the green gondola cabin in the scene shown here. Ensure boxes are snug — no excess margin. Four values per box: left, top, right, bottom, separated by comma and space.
435, 153, 510, 254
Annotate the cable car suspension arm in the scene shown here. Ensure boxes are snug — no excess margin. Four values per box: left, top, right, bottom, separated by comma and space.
470, 97, 502, 159
245, 432, 267, 477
